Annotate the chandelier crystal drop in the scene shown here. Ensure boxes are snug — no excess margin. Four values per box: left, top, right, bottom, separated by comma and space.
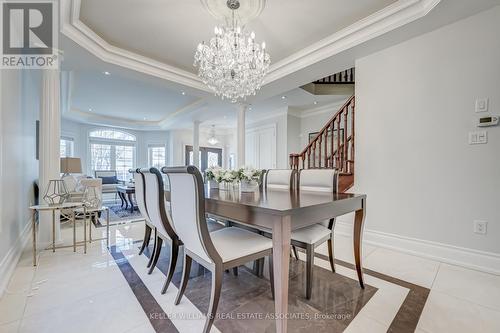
194, 0, 271, 103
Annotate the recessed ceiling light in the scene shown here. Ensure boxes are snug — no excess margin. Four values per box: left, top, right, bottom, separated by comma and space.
314, 101, 318, 105
181, 91, 186, 95
103, 71, 111, 75
281, 96, 286, 100
88, 108, 92, 112
143, 117, 147, 120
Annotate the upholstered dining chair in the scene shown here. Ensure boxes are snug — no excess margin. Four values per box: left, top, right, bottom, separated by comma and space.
162, 166, 274, 333
131, 169, 155, 262
140, 167, 181, 294
265, 169, 297, 190
291, 169, 338, 299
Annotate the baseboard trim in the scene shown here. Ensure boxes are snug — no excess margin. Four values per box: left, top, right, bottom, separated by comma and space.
0, 220, 32, 298
335, 221, 500, 276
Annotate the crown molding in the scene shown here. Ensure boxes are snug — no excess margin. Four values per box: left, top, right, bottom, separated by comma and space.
288, 100, 346, 119
264, 0, 441, 84
61, 0, 440, 91
61, 0, 210, 92
64, 98, 208, 131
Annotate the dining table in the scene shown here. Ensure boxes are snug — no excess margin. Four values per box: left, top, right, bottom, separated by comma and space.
203, 186, 367, 333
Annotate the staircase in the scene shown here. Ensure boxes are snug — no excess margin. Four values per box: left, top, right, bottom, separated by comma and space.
289, 95, 355, 193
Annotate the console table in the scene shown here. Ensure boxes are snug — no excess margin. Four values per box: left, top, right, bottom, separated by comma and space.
29, 202, 85, 266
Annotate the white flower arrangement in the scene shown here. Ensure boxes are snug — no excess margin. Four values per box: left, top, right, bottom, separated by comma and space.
205, 166, 225, 183
238, 167, 263, 183
205, 167, 262, 192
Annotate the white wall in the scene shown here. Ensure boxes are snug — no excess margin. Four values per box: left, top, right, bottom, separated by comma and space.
0, 70, 40, 295
354, 6, 500, 255
299, 111, 334, 148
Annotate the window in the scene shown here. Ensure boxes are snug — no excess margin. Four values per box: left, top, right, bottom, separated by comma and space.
60, 137, 74, 157
148, 145, 166, 169
89, 129, 135, 141
89, 129, 136, 181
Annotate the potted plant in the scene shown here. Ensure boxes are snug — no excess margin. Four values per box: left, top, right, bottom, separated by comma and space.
238, 167, 262, 192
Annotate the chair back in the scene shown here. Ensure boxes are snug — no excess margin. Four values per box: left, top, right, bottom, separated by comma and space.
265, 169, 296, 190
299, 169, 338, 228
162, 166, 221, 265
131, 169, 151, 224
142, 167, 177, 240
298, 169, 338, 193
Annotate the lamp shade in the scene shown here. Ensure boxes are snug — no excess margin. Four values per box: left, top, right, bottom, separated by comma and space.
60, 157, 82, 174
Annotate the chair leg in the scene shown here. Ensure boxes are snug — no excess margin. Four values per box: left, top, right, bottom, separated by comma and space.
232, 267, 238, 276
292, 245, 299, 260
175, 254, 192, 305
258, 258, 265, 277
148, 236, 163, 274
146, 229, 157, 268
139, 224, 152, 255
269, 254, 275, 300
327, 235, 335, 273
203, 266, 223, 333
306, 244, 314, 300
161, 240, 179, 294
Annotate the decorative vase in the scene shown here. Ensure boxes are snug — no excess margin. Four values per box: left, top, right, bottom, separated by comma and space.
240, 180, 259, 192
43, 179, 70, 206
208, 180, 219, 189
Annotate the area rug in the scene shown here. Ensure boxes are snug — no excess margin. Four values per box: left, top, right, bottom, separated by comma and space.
93, 203, 144, 227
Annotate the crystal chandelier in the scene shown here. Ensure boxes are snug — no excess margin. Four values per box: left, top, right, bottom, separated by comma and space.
207, 125, 219, 145
194, 0, 271, 103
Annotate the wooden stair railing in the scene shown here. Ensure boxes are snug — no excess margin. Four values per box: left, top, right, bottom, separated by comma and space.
313, 68, 355, 85
289, 95, 355, 191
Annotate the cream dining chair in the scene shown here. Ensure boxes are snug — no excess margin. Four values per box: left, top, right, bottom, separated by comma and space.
140, 167, 181, 294
162, 166, 274, 333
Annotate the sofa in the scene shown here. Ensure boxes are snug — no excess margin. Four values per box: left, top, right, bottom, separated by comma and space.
94, 170, 124, 195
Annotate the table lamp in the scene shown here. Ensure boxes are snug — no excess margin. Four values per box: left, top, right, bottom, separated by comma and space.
60, 157, 82, 176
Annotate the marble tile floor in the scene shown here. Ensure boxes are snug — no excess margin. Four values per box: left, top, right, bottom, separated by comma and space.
1, 221, 499, 332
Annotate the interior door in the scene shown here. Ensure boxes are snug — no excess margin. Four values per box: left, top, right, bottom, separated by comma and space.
258, 127, 276, 169
245, 125, 276, 169
185, 146, 223, 171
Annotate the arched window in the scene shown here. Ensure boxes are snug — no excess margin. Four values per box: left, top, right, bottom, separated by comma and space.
89, 129, 136, 141
89, 128, 136, 181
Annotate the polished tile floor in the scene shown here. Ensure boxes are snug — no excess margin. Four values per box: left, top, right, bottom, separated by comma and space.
1, 220, 500, 333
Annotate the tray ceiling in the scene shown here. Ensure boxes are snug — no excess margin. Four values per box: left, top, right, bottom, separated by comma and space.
79, 0, 396, 73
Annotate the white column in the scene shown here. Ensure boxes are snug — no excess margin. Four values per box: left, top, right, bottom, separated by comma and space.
237, 104, 248, 167
193, 120, 200, 169
38, 70, 62, 245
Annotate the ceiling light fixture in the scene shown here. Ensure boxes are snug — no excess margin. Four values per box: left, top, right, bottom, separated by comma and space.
88, 108, 93, 111
281, 96, 286, 100
207, 125, 219, 145
314, 101, 318, 105
181, 91, 186, 95
194, 0, 271, 103
103, 71, 111, 75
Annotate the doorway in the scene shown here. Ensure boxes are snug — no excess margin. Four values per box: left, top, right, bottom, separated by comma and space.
185, 146, 223, 171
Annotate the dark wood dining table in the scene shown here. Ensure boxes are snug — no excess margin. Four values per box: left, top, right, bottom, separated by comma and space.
203, 187, 367, 333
